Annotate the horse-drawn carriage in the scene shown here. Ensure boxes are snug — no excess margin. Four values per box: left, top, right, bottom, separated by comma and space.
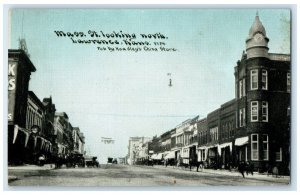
176, 157, 204, 172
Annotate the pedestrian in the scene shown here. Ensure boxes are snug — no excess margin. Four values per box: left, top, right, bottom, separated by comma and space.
272, 166, 279, 178
266, 163, 272, 176
238, 161, 246, 178
246, 161, 254, 176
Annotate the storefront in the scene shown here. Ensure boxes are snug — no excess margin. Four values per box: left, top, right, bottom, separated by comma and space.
8, 125, 32, 164
8, 50, 36, 165
181, 147, 189, 164
207, 145, 219, 168
197, 146, 207, 163
189, 145, 197, 162
164, 151, 176, 165
219, 142, 232, 169
164, 151, 175, 160
234, 136, 249, 165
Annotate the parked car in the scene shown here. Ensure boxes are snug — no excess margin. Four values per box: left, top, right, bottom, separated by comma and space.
84, 156, 100, 168
66, 153, 85, 168
112, 158, 118, 164
107, 157, 113, 164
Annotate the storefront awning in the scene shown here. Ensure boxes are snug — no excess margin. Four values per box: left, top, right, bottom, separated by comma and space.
197, 146, 208, 150
219, 142, 232, 152
164, 151, 175, 159
206, 144, 218, 149
140, 154, 147, 158
150, 154, 157, 159
154, 153, 163, 160
206, 144, 219, 155
12, 125, 31, 147
235, 136, 249, 146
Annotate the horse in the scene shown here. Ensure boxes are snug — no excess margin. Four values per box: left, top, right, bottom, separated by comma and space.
238, 161, 254, 178
189, 159, 204, 172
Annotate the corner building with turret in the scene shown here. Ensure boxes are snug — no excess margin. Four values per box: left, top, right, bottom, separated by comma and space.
232, 14, 290, 173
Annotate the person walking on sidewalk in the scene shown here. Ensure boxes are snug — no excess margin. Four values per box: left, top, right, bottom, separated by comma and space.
238, 161, 246, 178
246, 161, 254, 176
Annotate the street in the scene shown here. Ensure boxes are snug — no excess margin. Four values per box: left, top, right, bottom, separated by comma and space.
8, 164, 290, 187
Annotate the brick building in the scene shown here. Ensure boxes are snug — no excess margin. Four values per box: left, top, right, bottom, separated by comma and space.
8, 49, 87, 166
25, 91, 53, 163
233, 14, 290, 173
8, 49, 36, 165
142, 14, 290, 175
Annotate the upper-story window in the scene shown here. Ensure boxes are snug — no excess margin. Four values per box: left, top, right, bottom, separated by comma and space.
209, 127, 218, 141
287, 72, 291, 93
262, 101, 268, 122
262, 70, 268, 90
239, 78, 246, 98
239, 80, 243, 98
239, 108, 246, 127
251, 70, 258, 90
236, 111, 238, 128
251, 101, 259, 122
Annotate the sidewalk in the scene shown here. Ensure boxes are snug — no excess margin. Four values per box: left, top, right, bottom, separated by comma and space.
8, 163, 56, 170
153, 164, 290, 182
8, 164, 56, 183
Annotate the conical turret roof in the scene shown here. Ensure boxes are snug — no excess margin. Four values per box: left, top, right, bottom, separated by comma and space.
248, 13, 266, 37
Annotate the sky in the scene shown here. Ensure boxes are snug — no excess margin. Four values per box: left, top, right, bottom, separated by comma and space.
9, 9, 290, 163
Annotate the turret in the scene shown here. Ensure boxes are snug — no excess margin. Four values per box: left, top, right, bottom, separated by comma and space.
246, 13, 269, 59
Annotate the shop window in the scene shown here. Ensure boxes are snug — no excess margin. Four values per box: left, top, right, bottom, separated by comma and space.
262, 69, 268, 90
263, 134, 269, 160
251, 69, 258, 90
251, 134, 259, 160
251, 101, 259, 122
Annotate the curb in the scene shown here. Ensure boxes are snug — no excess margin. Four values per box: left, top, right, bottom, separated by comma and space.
152, 165, 290, 180
8, 164, 56, 170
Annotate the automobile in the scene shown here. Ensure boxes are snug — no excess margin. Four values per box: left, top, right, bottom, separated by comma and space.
66, 153, 85, 168
112, 158, 118, 164
84, 156, 100, 168
107, 157, 113, 164
37, 154, 46, 166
